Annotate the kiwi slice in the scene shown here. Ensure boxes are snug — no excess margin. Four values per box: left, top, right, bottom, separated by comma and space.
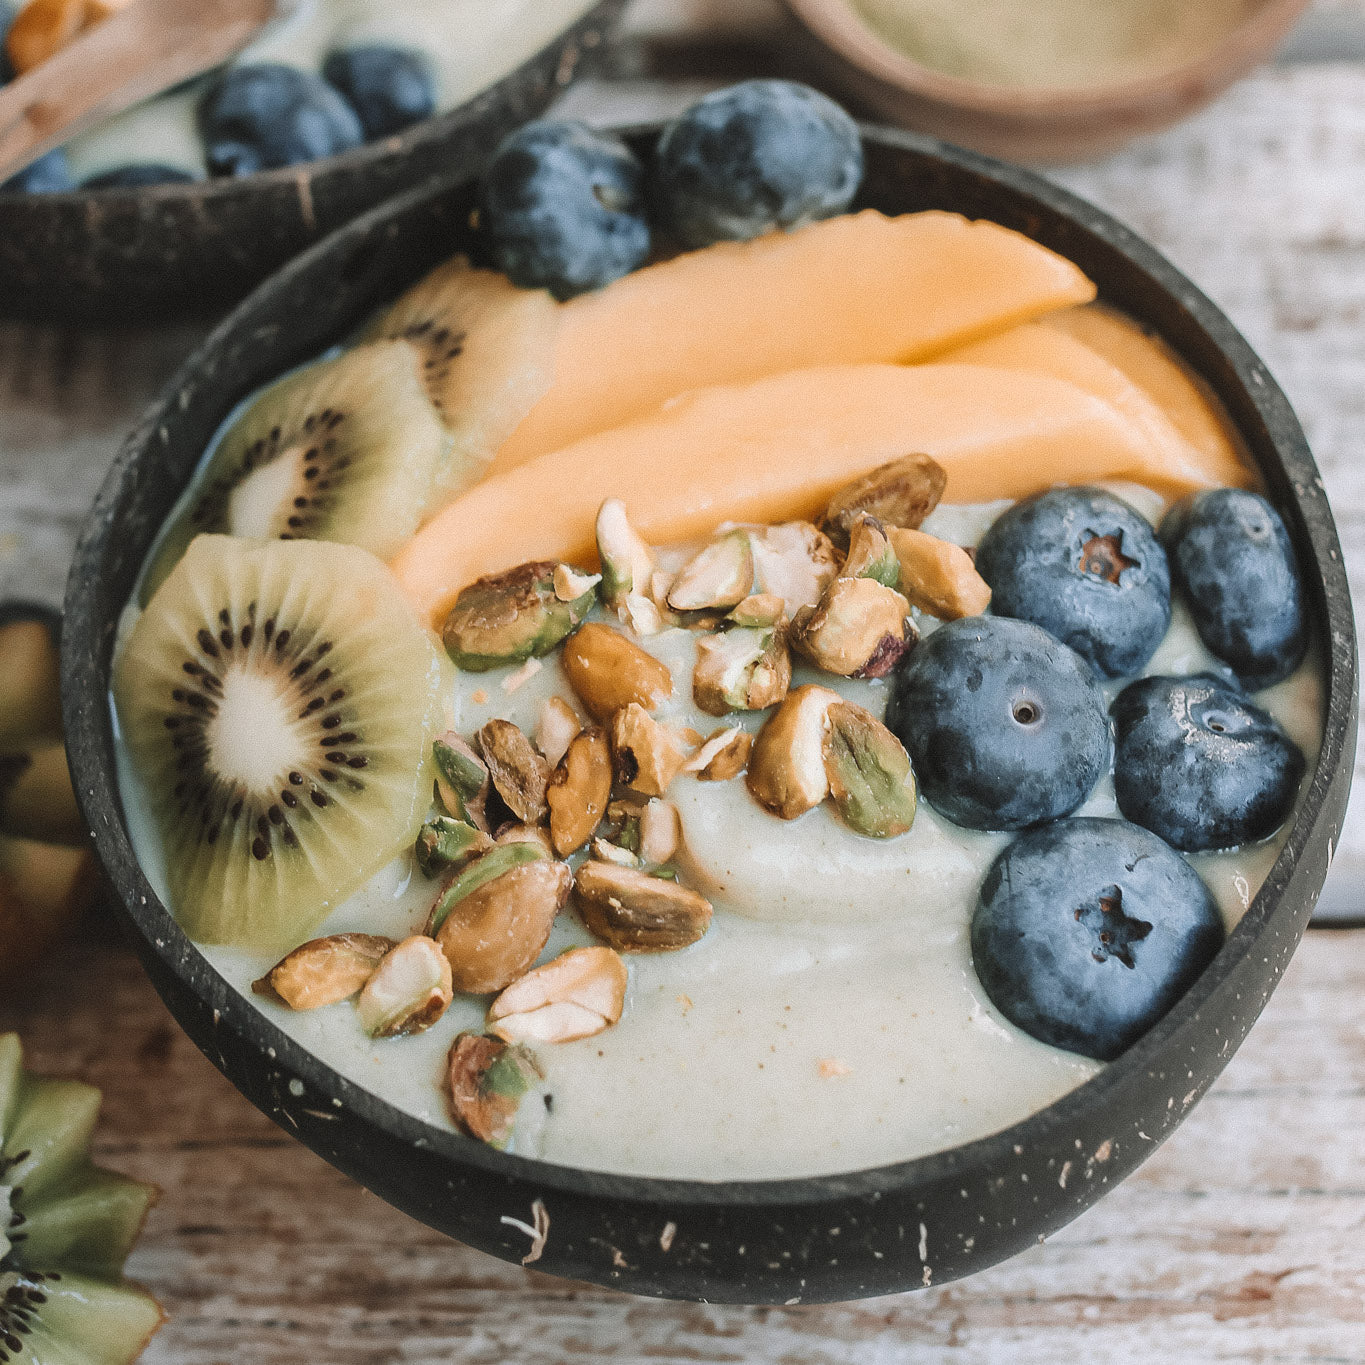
364, 255, 559, 490
0, 605, 62, 751
0, 836, 96, 986
140, 339, 448, 604
1, 1034, 163, 1365
114, 535, 450, 953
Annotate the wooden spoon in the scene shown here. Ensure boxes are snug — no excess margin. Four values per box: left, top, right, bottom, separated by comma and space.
0, 0, 279, 186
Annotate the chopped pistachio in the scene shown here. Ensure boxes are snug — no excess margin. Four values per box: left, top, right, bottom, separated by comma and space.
623, 592, 665, 636
748, 521, 839, 613
487, 947, 628, 1045
355, 935, 454, 1038
546, 725, 612, 856
888, 525, 993, 619
728, 593, 786, 629
432, 732, 489, 829
841, 513, 901, 587
562, 623, 673, 721
415, 814, 491, 878
681, 726, 753, 781
535, 695, 582, 768
592, 837, 641, 867
476, 718, 550, 825
746, 684, 840, 820
426, 840, 547, 935
791, 576, 911, 677
692, 621, 791, 716
611, 703, 691, 797
667, 532, 755, 612
595, 498, 656, 609
638, 799, 681, 866
493, 822, 555, 855
821, 453, 947, 547
500, 657, 543, 694
575, 860, 713, 952
442, 560, 594, 671
602, 797, 645, 853
252, 933, 394, 1010
433, 856, 572, 994
553, 563, 601, 602
823, 701, 917, 838
446, 1032, 543, 1147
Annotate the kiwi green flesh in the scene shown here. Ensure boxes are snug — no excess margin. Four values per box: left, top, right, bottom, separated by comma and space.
2, 1081, 101, 1208
0, 1270, 163, 1365
0, 1040, 19, 1140
115, 535, 448, 954
13, 1171, 156, 1280
139, 339, 447, 606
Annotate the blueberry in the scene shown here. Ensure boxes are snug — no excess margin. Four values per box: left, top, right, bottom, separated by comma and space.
322, 46, 435, 140
976, 486, 1170, 679
480, 120, 650, 299
3, 148, 74, 194
972, 817, 1225, 1061
200, 63, 364, 176
82, 163, 197, 189
885, 615, 1110, 831
1111, 673, 1304, 852
651, 80, 863, 249
1161, 488, 1307, 688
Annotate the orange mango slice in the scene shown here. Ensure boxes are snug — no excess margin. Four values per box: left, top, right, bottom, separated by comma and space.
492, 210, 1096, 471
394, 362, 1230, 628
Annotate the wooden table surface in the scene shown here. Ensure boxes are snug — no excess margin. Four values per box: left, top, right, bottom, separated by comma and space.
2, 1, 1364, 1359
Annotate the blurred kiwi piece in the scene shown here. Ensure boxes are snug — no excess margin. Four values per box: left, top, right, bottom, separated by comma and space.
0, 835, 97, 983
0, 604, 62, 751
0, 1033, 164, 1362
140, 339, 449, 603
113, 535, 451, 953
364, 255, 559, 489
0, 744, 86, 847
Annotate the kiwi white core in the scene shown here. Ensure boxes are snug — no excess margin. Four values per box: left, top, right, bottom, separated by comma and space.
227, 450, 305, 539
205, 667, 311, 794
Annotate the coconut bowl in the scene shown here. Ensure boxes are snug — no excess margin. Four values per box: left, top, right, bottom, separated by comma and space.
61, 124, 1356, 1304
0, 0, 625, 324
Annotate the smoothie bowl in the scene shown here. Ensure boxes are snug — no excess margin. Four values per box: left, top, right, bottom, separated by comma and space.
61, 88, 1355, 1304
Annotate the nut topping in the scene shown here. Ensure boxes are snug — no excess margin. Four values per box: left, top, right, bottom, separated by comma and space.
611, 703, 691, 797
545, 725, 612, 856
415, 814, 492, 878
749, 521, 840, 613
667, 532, 754, 612
442, 560, 594, 671
561, 622, 674, 720
821, 453, 947, 547
433, 732, 490, 830
427, 840, 547, 934
595, 498, 657, 610
487, 946, 628, 1044
681, 726, 753, 781
575, 861, 713, 952
823, 701, 917, 839
840, 513, 901, 587
791, 575, 911, 678
638, 798, 681, 865
553, 563, 601, 602
728, 593, 786, 628
355, 935, 454, 1038
476, 718, 550, 825
446, 1032, 543, 1147
432, 855, 571, 994
887, 526, 993, 620
692, 616, 791, 716
253, 933, 395, 1010
535, 695, 582, 768
592, 836, 641, 867
746, 684, 840, 819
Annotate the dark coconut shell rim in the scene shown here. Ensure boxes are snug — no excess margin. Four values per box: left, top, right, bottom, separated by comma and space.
61, 124, 1356, 1294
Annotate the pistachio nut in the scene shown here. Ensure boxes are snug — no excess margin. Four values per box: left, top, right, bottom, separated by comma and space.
426, 840, 547, 934
562, 623, 673, 721
591, 837, 641, 867
446, 1032, 543, 1147
821, 453, 947, 547
746, 684, 840, 819
487, 946, 628, 1044
545, 725, 612, 856
681, 725, 753, 781
575, 860, 713, 952
728, 593, 786, 629
601, 796, 645, 853
823, 700, 917, 839
638, 798, 681, 865
493, 822, 555, 855
433, 853, 571, 994
433, 732, 490, 830
667, 532, 755, 612
595, 498, 656, 609
553, 563, 601, 602
840, 513, 901, 587
791, 576, 911, 678
535, 695, 582, 768
611, 703, 691, 798
252, 933, 395, 1010
887, 526, 993, 620
355, 935, 454, 1038
692, 621, 791, 716
415, 813, 492, 878
476, 718, 550, 825
749, 521, 839, 613
442, 560, 594, 671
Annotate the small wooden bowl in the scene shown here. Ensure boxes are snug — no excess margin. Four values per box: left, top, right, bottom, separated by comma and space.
782, 0, 1311, 162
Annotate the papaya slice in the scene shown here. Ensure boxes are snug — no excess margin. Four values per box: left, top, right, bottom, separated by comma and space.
1039, 302, 1246, 476
394, 362, 1228, 628
492, 210, 1097, 470
942, 322, 1252, 490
